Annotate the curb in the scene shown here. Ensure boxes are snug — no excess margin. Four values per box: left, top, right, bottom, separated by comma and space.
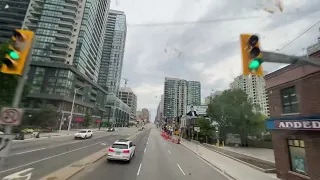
201, 144, 276, 173
180, 142, 238, 180
39, 131, 139, 180
13, 130, 111, 143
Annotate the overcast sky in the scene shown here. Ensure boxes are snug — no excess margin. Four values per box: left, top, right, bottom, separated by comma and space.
110, 0, 320, 122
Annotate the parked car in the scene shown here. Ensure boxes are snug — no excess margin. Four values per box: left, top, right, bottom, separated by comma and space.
107, 127, 115, 132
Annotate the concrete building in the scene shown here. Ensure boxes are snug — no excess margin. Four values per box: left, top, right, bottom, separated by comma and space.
98, 10, 126, 94
73, 0, 110, 82
141, 108, 150, 122
230, 75, 269, 116
118, 87, 137, 122
0, 0, 30, 43
264, 45, 320, 180
136, 110, 142, 122
187, 81, 201, 106
204, 91, 222, 105
163, 77, 201, 119
21, 0, 130, 127
155, 94, 164, 123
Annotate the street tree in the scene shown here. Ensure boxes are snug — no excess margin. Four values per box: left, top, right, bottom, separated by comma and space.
207, 89, 267, 146
197, 117, 214, 137
26, 104, 59, 129
83, 111, 92, 128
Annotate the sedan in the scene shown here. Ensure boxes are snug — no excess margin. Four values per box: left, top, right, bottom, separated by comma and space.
74, 129, 93, 139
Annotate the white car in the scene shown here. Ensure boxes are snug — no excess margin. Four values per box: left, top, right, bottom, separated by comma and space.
107, 139, 136, 162
74, 129, 93, 139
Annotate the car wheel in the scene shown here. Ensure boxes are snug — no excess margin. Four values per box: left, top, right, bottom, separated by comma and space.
133, 150, 135, 157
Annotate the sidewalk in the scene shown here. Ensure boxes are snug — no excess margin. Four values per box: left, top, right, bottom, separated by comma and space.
219, 146, 275, 163
13, 128, 111, 142
180, 139, 279, 180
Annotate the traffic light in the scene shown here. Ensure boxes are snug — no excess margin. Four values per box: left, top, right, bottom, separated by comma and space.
240, 34, 264, 76
1, 29, 34, 75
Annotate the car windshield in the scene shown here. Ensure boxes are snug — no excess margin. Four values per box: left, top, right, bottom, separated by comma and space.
112, 144, 128, 149
78, 131, 87, 133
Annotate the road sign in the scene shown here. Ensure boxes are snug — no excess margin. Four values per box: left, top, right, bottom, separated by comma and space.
0, 107, 23, 125
0, 134, 14, 158
3, 168, 34, 180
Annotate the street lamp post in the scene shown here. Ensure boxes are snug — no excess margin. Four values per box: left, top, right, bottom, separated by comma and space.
67, 85, 91, 133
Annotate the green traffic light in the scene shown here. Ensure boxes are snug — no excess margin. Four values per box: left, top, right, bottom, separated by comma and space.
249, 59, 261, 70
8, 50, 19, 60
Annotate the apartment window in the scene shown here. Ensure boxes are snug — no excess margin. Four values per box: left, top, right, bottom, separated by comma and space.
288, 139, 307, 175
281, 86, 298, 114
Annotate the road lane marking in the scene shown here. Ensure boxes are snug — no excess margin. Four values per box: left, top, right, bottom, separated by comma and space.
168, 150, 171, 154
137, 163, 142, 175
10, 134, 114, 156
3, 168, 34, 180
146, 141, 148, 144
144, 148, 146, 153
0, 141, 103, 174
177, 164, 186, 175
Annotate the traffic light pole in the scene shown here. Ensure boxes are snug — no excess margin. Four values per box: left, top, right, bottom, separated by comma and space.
1, 39, 34, 166
261, 51, 320, 67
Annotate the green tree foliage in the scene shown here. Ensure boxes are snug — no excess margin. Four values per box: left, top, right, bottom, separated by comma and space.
207, 89, 267, 146
197, 117, 214, 137
23, 104, 59, 128
83, 111, 92, 128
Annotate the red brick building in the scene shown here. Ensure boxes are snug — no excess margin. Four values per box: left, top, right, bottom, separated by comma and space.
265, 54, 320, 180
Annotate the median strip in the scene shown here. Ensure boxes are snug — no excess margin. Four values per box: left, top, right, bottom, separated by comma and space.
39, 131, 139, 180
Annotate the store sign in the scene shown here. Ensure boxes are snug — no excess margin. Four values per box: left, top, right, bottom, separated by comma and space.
275, 120, 320, 130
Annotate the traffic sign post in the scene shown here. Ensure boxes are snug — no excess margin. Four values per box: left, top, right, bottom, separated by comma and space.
0, 107, 23, 125
0, 134, 14, 158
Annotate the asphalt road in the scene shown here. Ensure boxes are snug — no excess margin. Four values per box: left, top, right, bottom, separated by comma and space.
72, 128, 229, 180
72, 128, 151, 180
0, 127, 139, 180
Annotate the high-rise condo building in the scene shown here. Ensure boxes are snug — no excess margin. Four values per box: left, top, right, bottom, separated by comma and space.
21, 0, 130, 126
163, 77, 201, 119
230, 74, 269, 116
98, 10, 127, 94
0, 0, 30, 43
118, 87, 137, 122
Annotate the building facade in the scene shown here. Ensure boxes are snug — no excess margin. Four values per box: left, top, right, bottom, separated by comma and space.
155, 94, 164, 123
265, 44, 320, 180
204, 91, 222, 105
73, 0, 110, 82
163, 77, 201, 119
98, 10, 126, 94
141, 108, 150, 122
187, 81, 201, 106
19, 0, 129, 127
230, 74, 269, 116
0, 0, 30, 43
118, 87, 137, 122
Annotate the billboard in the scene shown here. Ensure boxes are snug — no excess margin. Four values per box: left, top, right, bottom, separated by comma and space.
186, 105, 208, 115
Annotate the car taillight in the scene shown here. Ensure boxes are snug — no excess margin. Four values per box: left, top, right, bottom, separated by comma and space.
109, 148, 114, 152
123, 149, 129, 153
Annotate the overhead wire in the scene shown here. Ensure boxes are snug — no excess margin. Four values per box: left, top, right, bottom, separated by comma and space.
127, 8, 320, 27
278, 19, 320, 51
